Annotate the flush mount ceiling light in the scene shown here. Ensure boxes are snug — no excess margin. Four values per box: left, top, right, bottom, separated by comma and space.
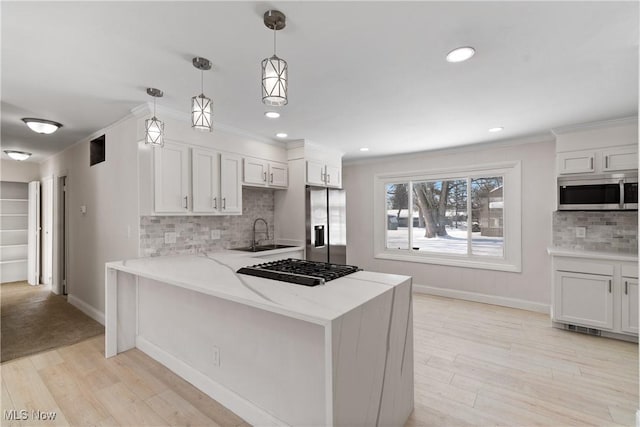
192, 57, 213, 132
4, 150, 32, 161
446, 46, 476, 63
264, 111, 280, 119
21, 118, 62, 134
359, 147, 370, 152
276, 132, 288, 138
488, 127, 504, 132
145, 88, 165, 147
261, 10, 288, 107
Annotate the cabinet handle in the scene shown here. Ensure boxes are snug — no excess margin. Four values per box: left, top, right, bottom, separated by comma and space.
326, 173, 331, 184
223, 198, 226, 209
184, 196, 188, 209
263, 171, 267, 182
213, 197, 217, 209
321, 171, 326, 183
625, 281, 628, 295
590, 157, 594, 170
609, 279, 612, 293
605, 155, 609, 169
270, 173, 273, 183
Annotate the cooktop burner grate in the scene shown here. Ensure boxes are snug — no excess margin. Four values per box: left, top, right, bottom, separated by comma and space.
237, 258, 360, 286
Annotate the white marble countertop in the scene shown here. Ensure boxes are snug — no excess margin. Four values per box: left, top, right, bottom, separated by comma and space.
106, 250, 410, 325
547, 247, 638, 262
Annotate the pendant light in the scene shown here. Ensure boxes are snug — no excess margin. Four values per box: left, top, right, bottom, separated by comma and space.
145, 88, 164, 147
191, 57, 213, 132
261, 10, 288, 107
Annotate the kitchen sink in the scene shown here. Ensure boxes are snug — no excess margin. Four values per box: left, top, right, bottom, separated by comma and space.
232, 244, 298, 253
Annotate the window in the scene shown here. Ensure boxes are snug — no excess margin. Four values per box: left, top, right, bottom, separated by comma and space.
376, 162, 521, 272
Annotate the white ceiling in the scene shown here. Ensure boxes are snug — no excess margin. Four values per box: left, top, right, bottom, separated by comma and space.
2, 1, 638, 163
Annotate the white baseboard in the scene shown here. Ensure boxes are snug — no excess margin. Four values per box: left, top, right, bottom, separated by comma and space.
136, 336, 286, 427
413, 284, 550, 314
636, 409, 640, 427
67, 294, 105, 325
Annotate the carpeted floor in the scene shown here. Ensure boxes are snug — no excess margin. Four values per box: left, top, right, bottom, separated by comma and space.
1, 281, 104, 362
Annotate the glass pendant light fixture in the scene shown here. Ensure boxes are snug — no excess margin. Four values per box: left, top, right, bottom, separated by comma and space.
145, 88, 165, 147
191, 57, 213, 132
21, 118, 62, 134
261, 10, 288, 107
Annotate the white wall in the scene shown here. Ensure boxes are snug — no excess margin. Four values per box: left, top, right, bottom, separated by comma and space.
39, 116, 140, 322
1, 159, 40, 182
343, 137, 556, 309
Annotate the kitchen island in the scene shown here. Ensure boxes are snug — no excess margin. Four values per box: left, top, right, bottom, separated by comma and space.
105, 250, 413, 427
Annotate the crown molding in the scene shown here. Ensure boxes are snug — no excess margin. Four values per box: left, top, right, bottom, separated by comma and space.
551, 116, 638, 136
343, 131, 555, 167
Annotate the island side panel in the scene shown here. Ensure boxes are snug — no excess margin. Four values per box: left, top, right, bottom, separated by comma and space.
331, 278, 414, 427
136, 277, 327, 426
105, 268, 137, 357
378, 279, 414, 427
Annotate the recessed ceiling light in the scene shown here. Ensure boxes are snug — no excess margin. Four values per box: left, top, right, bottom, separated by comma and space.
488, 127, 504, 132
360, 147, 370, 152
21, 118, 63, 134
265, 111, 280, 119
446, 46, 476, 63
276, 132, 288, 138
4, 150, 32, 161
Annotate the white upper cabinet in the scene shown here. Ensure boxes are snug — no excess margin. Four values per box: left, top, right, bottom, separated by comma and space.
557, 150, 595, 175
153, 143, 242, 216
243, 157, 288, 189
306, 161, 341, 188
154, 142, 190, 213
220, 154, 242, 214
602, 146, 638, 172
192, 148, 220, 214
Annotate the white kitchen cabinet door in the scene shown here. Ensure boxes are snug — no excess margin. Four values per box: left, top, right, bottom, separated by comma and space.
602, 146, 638, 172
325, 164, 342, 188
553, 271, 614, 330
192, 149, 220, 214
306, 161, 326, 186
220, 154, 242, 214
269, 162, 288, 188
621, 278, 638, 334
557, 150, 595, 175
243, 157, 268, 186
154, 142, 190, 213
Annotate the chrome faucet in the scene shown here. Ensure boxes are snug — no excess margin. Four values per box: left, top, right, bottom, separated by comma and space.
252, 218, 269, 249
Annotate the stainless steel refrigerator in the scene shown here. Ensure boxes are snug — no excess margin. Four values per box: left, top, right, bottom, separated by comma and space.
305, 186, 347, 264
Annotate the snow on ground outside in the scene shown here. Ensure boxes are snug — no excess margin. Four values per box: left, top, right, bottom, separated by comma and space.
387, 225, 504, 257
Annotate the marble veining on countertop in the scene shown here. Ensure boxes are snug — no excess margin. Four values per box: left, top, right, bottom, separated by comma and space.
547, 247, 638, 262
106, 252, 410, 325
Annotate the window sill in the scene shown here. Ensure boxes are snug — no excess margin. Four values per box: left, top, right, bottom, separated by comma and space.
375, 251, 522, 273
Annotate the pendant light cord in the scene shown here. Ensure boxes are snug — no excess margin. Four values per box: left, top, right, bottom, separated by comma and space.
201, 69, 204, 95
273, 26, 277, 56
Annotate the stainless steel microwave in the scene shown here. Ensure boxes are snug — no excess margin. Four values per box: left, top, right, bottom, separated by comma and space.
558, 173, 638, 211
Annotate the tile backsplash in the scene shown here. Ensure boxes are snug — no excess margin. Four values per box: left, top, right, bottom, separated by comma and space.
140, 188, 275, 257
552, 211, 638, 254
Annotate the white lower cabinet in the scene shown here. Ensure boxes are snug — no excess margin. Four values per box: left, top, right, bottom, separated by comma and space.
553, 271, 613, 330
621, 277, 639, 334
154, 143, 241, 216
550, 254, 638, 338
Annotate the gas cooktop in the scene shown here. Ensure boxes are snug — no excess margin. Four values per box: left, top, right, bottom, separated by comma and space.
237, 258, 360, 287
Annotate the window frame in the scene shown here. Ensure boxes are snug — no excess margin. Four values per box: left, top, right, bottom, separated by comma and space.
374, 161, 522, 272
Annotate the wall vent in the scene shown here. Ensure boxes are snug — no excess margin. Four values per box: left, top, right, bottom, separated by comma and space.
565, 324, 601, 336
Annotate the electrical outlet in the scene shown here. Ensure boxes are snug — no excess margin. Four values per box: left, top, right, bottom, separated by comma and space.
575, 227, 586, 238
212, 346, 220, 367
164, 232, 177, 244
211, 229, 221, 240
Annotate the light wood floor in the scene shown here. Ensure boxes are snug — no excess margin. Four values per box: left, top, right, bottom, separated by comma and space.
1, 294, 637, 426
